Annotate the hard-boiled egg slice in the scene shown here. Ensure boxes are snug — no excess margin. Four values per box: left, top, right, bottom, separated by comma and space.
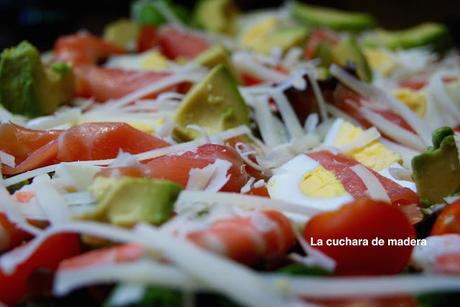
267, 154, 353, 213
105, 50, 170, 71
324, 118, 401, 171
324, 118, 416, 191
364, 49, 396, 77
392, 88, 427, 117
239, 16, 279, 50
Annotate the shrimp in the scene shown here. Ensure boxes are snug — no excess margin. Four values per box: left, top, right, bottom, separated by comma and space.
186, 210, 295, 266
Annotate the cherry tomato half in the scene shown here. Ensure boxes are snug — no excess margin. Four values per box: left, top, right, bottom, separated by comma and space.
432, 199, 460, 235
304, 198, 415, 275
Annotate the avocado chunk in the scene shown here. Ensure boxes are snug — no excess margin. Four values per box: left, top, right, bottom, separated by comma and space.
412, 127, 460, 205
131, 0, 190, 26
195, 45, 233, 69
195, 45, 240, 82
291, 2, 376, 31
364, 23, 451, 52
103, 19, 140, 49
193, 0, 238, 35
331, 36, 372, 82
252, 26, 309, 55
0, 41, 75, 117
173, 64, 250, 141
79, 177, 182, 227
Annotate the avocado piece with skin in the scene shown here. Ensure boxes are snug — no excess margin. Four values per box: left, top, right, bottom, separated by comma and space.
364, 23, 452, 52
412, 127, 460, 206
193, 0, 238, 35
0, 41, 75, 117
331, 36, 373, 82
131, 0, 190, 26
79, 177, 182, 227
291, 2, 376, 31
103, 19, 140, 49
173, 64, 250, 141
252, 26, 309, 55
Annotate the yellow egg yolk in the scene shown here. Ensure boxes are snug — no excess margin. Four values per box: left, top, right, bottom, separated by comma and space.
240, 17, 279, 50
392, 88, 427, 117
300, 165, 347, 198
364, 49, 396, 76
333, 121, 401, 171
142, 51, 169, 70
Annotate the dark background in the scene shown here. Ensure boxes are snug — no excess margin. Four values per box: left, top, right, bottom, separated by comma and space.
0, 0, 459, 51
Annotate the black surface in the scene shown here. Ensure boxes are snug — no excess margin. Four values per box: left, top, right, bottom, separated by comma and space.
0, 0, 459, 51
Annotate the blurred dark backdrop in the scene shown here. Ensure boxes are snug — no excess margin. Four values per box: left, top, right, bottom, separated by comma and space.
0, 0, 459, 51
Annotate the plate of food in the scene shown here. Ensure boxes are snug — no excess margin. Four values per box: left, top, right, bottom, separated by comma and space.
0, 0, 459, 306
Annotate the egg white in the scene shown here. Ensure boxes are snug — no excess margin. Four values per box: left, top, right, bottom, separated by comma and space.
267, 154, 353, 212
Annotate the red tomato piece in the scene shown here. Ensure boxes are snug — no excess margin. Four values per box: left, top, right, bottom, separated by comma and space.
157, 25, 210, 60
54, 32, 126, 66
245, 186, 270, 197
75, 66, 173, 102
56, 122, 169, 162
304, 198, 415, 275
137, 25, 158, 53
0, 213, 32, 253
187, 210, 294, 265
144, 144, 249, 192
307, 151, 420, 207
0, 233, 80, 305
432, 199, 460, 235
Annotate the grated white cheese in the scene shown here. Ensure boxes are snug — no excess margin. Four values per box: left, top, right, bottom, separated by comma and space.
351, 164, 391, 203
270, 89, 304, 139
32, 176, 71, 225
107, 283, 146, 307
175, 190, 322, 217
232, 52, 286, 83
133, 223, 288, 307
0, 151, 15, 168
266, 274, 460, 298
306, 71, 328, 122
330, 64, 431, 146
240, 177, 256, 194
0, 185, 42, 236
360, 107, 426, 151
252, 95, 288, 147
186, 159, 231, 192
337, 127, 381, 153
55, 260, 197, 296
429, 73, 460, 127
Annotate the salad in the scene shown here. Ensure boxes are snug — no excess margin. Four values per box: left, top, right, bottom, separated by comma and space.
0, 0, 459, 306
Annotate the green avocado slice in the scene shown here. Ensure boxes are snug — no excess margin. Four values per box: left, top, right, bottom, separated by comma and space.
252, 26, 309, 55
291, 2, 376, 31
79, 177, 181, 227
173, 64, 250, 141
331, 36, 373, 82
412, 127, 460, 206
193, 0, 238, 35
0, 41, 75, 117
364, 23, 452, 52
